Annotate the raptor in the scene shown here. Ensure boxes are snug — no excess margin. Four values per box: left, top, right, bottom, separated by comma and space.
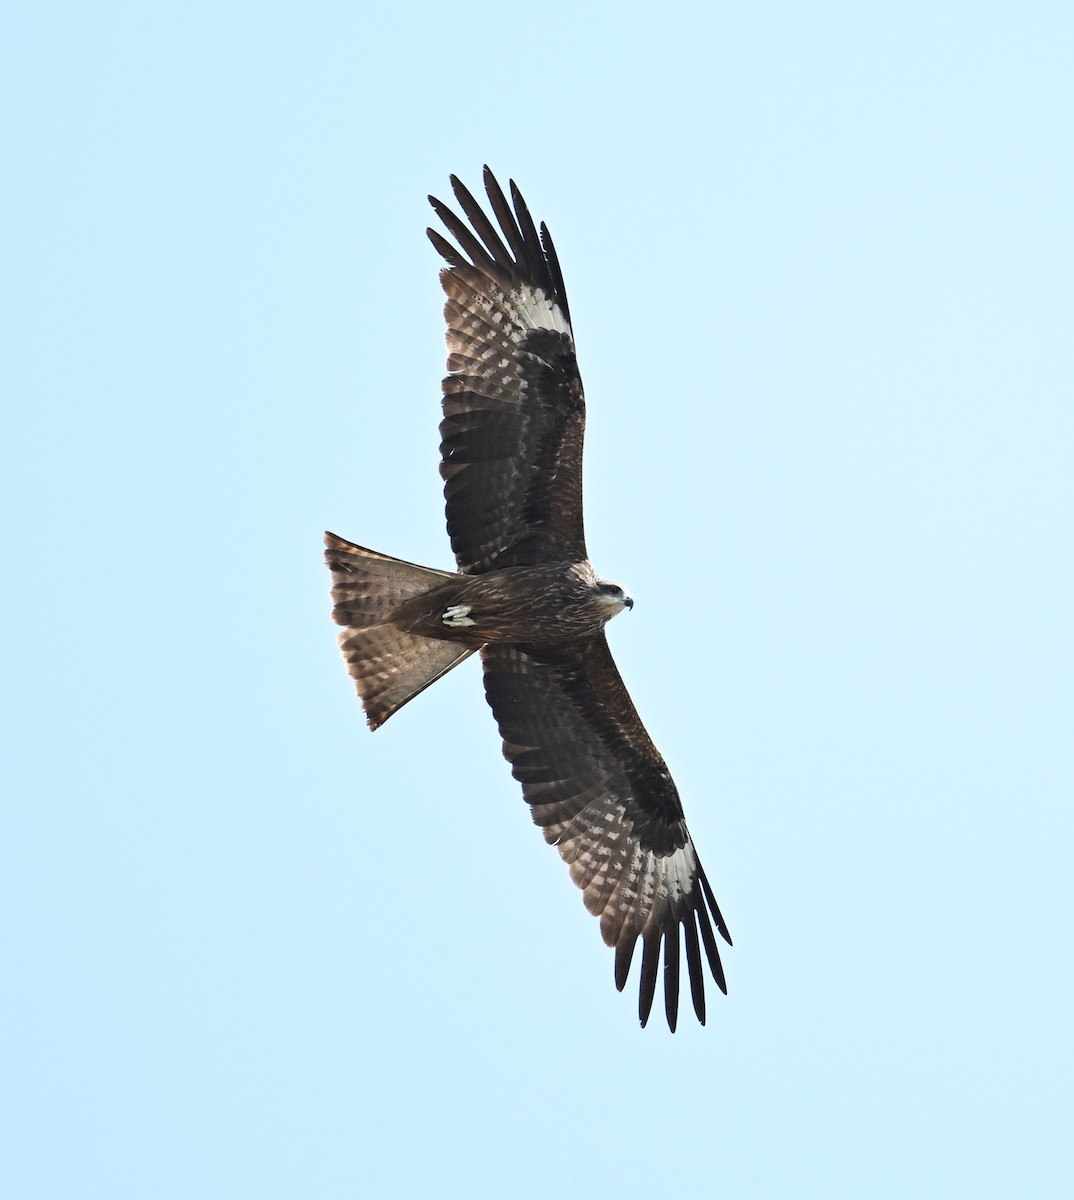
325, 169, 731, 1029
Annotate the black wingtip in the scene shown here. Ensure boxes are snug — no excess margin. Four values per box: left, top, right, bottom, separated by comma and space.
426, 226, 463, 268
637, 928, 660, 1029
699, 867, 733, 947
664, 928, 681, 1033
614, 936, 635, 993
684, 914, 707, 1024
615, 899, 727, 1027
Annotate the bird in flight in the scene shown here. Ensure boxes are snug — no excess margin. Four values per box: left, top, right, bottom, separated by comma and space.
325, 168, 731, 1029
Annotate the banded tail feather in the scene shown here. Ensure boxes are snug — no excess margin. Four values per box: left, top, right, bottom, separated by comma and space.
325, 533, 474, 730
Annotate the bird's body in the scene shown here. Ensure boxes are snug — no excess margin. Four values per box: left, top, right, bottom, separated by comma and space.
393, 560, 631, 646
325, 169, 731, 1029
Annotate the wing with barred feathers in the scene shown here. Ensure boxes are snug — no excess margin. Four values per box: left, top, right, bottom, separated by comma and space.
480, 636, 732, 1030
428, 168, 587, 575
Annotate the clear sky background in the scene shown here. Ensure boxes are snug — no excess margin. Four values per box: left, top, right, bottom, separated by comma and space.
4, 2, 1072, 1197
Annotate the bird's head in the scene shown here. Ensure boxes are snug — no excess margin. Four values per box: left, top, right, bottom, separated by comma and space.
593, 578, 634, 618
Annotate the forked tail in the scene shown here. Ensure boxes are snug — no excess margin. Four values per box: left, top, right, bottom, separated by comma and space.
324, 532, 474, 729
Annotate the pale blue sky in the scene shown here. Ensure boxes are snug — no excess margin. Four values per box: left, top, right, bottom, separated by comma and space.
3, 2, 1072, 1197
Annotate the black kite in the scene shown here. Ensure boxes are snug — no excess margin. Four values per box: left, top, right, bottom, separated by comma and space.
325, 170, 731, 1029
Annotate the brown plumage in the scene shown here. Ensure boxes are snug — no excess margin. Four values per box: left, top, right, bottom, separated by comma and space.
325, 168, 731, 1029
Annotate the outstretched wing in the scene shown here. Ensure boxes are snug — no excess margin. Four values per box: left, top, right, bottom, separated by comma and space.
428, 168, 586, 575
480, 637, 731, 1030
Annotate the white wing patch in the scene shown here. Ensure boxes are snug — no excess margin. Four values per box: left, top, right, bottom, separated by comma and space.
443, 275, 573, 380
655, 840, 699, 906
557, 797, 699, 944
510, 282, 572, 337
